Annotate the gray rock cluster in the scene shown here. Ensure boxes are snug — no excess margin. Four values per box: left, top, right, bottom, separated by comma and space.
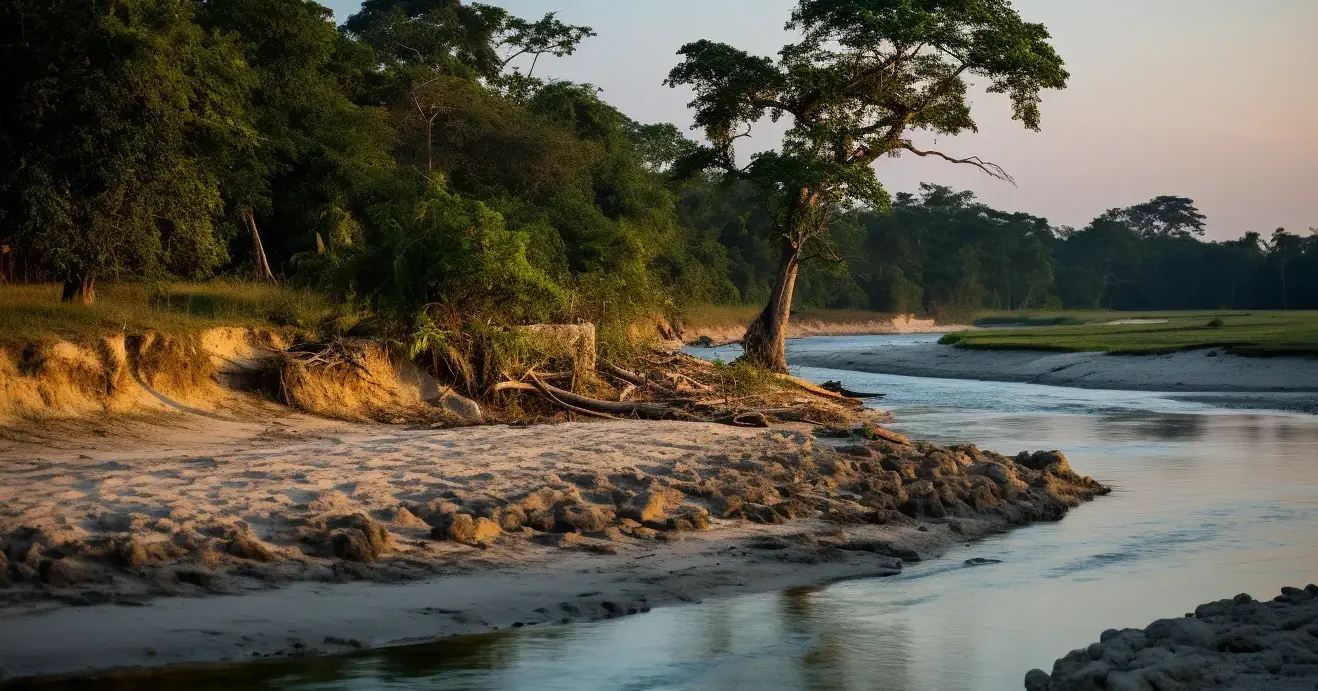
1027, 585, 1318, 691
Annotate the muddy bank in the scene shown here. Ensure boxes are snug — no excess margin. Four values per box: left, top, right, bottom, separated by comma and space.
793, 342, 1318, 394
684, 314, 962, 344
0, 416, 1105, 679
1027, 585, 1318, 691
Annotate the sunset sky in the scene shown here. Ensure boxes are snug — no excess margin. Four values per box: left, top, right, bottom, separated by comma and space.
324, 0, 1317, 240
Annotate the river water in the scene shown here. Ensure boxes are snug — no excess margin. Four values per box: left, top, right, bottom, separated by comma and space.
41, 336, 1318, 690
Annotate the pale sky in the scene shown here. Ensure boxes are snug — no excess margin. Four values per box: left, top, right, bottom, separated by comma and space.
324, 0, 1317, 240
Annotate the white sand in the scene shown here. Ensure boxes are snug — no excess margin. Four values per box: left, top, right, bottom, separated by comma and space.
793, 343, 1318, 393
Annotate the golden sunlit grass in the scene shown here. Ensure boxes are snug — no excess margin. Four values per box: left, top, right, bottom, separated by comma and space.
0, 281, 342, 347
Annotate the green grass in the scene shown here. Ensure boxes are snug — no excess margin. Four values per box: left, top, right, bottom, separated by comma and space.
943, 310, 1318, 356
0, 281, 346, 348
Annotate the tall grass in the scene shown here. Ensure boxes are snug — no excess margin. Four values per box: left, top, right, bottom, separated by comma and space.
0, 281, 344, 346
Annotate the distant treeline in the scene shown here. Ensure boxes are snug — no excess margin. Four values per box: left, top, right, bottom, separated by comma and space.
685, 184, 1318, 316
1, 0, 1312, 333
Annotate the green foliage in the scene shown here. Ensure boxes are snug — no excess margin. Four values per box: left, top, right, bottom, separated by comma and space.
0, 0, 254, 283
711, 359, 777, 397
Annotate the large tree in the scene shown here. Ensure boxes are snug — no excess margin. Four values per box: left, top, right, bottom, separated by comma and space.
667, 0, 1068, 370
0, 0, 253, 302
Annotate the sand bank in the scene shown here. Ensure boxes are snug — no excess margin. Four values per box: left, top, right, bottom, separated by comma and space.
0, 413, 1104, 680
793, 343, 1318, 394
685, 314, 963, 344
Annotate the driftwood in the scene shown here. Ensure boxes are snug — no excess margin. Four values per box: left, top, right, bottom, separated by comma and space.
530, 373, 681, 420
773, 374, 864, 408
598, 360, 682, 398
822, 381, 885, 399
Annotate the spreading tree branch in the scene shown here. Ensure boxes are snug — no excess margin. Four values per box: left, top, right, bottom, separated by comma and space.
898, 141, 1016, 185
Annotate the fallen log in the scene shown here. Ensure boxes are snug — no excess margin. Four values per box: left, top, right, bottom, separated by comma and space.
773, 374, 864, 408
711, 412, 771, 428
597, 360, 682, 398
822, 381, 885, 399
530, 373, 681, 420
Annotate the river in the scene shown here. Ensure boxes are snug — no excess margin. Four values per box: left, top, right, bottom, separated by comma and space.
27, 335, 1318, 690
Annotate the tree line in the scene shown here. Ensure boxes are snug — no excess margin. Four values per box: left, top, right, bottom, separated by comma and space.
1, 0, 1311, 367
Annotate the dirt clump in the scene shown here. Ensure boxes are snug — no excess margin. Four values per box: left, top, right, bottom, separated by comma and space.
327, 515, 392, 563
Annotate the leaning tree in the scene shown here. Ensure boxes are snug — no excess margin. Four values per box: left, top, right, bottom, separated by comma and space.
667, 0, 1069, 371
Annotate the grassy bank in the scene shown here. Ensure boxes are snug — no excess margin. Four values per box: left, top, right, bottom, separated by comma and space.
944, 310, 1318, 356
0, 282, 340, 348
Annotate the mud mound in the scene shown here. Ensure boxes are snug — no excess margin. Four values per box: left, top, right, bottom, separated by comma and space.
1028, 586, 1318, 691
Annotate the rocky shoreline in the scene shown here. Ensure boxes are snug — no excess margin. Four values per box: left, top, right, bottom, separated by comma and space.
0, 417, 1107, 679
1028, 585, 1318, 690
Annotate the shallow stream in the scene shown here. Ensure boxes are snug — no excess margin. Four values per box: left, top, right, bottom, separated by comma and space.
37, 335, 1318, 690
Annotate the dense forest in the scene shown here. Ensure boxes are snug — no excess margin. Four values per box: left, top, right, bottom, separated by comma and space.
1, 0, 1313, 350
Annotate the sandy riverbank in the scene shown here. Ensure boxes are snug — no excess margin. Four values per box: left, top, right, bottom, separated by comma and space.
0, 412, 1105, 680
1028, 585, 1318, 690
684, 314, 963, 344
793, 343, 1318, 394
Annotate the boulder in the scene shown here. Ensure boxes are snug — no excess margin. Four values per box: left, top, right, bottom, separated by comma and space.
438, 389, 482, 424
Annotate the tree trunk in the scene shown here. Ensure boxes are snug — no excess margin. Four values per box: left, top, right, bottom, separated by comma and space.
741, 242, 801, 373
61, 274, 95, 304
242, 207, 276, 283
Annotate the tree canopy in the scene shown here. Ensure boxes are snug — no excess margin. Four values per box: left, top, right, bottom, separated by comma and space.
666, 0, 1070, 369
0, 0, 1312, 357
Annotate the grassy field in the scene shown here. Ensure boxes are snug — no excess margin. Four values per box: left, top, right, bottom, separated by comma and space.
943, 310, 1318, 356
0, 282, 341, 347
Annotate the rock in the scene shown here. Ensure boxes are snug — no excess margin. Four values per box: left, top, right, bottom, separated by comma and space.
0, 550, 8, 586
434, 514, 501, 547
964, 558, 1002, 567
1018, 450, 1073, 474
438, 389, 482, 424
1023, 669, 1051, 691
1144, 617, 1216, 649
